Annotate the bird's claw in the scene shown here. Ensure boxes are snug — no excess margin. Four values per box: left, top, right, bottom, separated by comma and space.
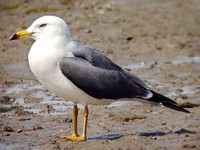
58, 134, 86, 141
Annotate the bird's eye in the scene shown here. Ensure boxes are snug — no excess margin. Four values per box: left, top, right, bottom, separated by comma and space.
39, 24, 47, 28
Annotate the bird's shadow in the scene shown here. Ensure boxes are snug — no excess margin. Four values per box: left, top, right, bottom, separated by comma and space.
87, 128, 196, 141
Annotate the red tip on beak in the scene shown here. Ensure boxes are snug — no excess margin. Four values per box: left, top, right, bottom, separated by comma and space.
10, 33, 19, 41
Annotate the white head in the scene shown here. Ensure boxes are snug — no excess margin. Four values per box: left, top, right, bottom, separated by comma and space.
10, 16, 72, 42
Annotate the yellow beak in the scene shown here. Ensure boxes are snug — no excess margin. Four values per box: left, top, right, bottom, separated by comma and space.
10, 30, 32, 40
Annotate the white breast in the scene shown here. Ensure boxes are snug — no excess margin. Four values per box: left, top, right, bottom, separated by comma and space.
28, 40, 111, 106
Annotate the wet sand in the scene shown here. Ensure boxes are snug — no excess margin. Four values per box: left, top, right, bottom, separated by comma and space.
0, 0, 200, 149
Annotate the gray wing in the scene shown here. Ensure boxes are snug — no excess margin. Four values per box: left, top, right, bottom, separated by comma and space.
71, 42, 122, 71
59, 44, 152, 99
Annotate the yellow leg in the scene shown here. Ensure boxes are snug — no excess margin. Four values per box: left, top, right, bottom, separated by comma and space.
80, 105, 89, 140
58, 105, 79, 139
72, 105, 79, 137
58, 105, 89, 141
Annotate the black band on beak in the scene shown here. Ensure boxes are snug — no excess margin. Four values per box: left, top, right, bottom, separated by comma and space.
10, 33, 19, 41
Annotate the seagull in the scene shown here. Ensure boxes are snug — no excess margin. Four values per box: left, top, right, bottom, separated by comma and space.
10, 16, 190, 141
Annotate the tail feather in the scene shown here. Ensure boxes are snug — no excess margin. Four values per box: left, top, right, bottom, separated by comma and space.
161, 101, 190, 113
146, 90, 190, 113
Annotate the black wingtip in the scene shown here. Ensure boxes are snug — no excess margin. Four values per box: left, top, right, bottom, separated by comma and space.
147, 90, 190, 113
161, 101, 191, 113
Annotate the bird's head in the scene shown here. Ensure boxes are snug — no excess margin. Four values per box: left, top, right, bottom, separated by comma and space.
10, 16, 72, 41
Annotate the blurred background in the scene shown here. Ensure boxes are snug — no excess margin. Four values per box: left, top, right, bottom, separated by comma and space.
0, 0, 199, 149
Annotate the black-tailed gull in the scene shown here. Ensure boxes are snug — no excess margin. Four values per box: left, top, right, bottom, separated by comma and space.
10, 16, 190, 141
